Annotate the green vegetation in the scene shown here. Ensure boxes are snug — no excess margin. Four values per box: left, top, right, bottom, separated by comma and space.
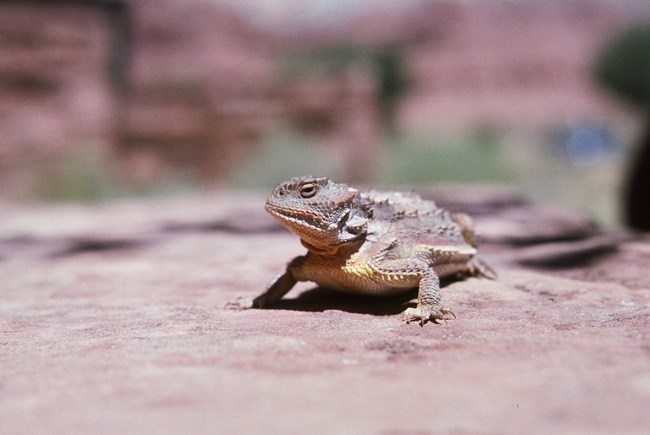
30, 148, 119, 202
20, 125, 622, 227
28, 146, 196, 202
381, 129, 516, 184
594, 23, 650, 106
229, 127, 517, 187
227, 130, 344, 188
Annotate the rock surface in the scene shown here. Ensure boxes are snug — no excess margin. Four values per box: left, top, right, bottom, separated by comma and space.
1, 191, 649, 434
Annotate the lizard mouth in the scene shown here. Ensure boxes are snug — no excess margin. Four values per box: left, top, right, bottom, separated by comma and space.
265, 202, 359, 250
265, 204, 325, 233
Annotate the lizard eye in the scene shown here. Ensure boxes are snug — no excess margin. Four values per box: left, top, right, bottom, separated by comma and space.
299, 183, 318, 198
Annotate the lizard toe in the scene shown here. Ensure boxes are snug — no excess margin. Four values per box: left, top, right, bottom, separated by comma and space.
403, 306, 455, 325
224, 297, 256, 310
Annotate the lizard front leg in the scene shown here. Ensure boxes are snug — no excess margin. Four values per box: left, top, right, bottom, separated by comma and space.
370, 256, 454, 325
403, 269, 455, 325
225, 256, 302, 310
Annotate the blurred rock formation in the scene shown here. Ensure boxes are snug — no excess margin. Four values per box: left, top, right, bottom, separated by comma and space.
0, 0, 647, 194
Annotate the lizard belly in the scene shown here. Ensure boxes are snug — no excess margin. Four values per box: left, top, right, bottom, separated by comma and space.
293, 255, 417, 296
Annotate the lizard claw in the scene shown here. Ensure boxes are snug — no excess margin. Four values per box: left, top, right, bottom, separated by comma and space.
403, 306, 456, 326
224, 297, 256, 310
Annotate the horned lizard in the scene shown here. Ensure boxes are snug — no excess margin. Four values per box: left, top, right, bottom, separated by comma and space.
230, 176, 495, 325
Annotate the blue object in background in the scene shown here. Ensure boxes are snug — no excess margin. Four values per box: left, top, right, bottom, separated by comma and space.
552, 122, 621, 166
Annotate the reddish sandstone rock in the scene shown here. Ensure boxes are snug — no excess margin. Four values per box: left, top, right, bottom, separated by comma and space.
0, 193, 648, 434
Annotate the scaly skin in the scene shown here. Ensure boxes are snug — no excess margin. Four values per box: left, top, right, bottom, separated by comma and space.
228, 176, 495, 325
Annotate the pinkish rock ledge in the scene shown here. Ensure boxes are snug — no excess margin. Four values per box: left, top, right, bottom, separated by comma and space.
0, 191, 648, 434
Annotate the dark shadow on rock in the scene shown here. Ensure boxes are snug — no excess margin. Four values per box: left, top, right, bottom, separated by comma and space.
162, 216, 283, 235
517, 249, 617, 269
50, 237, 147, 258
421, 189, 529, 216
0, 235, 37, 260
268, 286, 417, 315
264, 276, 468, 316
0, 234, 39, 245
511, 232, 633, 269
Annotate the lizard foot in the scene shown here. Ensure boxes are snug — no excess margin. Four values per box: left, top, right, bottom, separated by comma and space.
224, 296, 260, 310
403, 306, 456, 326
468, 257, 497, 280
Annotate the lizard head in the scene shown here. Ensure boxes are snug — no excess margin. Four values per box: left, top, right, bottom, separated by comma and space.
265, 176, 367, 253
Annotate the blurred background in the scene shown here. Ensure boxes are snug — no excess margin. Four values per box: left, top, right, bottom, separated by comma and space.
2, 0, 650, 227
